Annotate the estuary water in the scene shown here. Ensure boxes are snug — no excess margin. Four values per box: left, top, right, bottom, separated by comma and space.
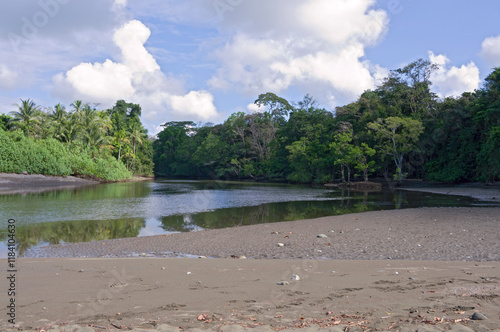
0, 179, 497, 257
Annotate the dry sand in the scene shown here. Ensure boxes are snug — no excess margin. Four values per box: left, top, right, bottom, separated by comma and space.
1, 258, 499, 331
1, 208, 498, 331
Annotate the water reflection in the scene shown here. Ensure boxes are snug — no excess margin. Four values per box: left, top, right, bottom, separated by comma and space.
0, 180, 497, 257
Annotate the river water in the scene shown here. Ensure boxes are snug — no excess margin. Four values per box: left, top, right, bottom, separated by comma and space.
0, 180, 497, 257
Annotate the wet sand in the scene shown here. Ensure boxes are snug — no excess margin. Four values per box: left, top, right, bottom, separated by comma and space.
1, 207, 498, 331
399, 185, 500, 203
0, 173, 154, 195
0, 173, 99, 195
26, 207, 500, 262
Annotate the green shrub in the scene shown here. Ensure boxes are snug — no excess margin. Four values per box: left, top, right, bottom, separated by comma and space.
0, 129, 131, 181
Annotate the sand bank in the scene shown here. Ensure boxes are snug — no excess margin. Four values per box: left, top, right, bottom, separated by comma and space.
1, 258, 499, 331
0, 173, 154, 195
26, 207, 500, 262
399, 185, 500, 203
6, 207, 498, 331
0, 173, 99, 195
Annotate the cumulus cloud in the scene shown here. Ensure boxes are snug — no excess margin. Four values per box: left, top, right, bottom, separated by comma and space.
481, 35, 500, 67
0, 64, 19, 90
429, 51, 480, 97
247, 103, 265, 113
208, 0, 389, 108
0, 0, 123, 94
53, 20, 219, 126
170, 91, 218, 119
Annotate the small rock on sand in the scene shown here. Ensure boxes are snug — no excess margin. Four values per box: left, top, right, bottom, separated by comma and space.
317, 234, 328, 239
471, 311, 488, 320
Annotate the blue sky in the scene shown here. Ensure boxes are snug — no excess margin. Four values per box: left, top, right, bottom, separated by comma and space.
1, 0, 499, 134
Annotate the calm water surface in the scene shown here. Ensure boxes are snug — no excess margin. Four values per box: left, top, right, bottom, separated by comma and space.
0, 180, 497, 256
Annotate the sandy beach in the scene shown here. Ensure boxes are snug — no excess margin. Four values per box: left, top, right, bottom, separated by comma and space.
1, 257, 499, 332
1, 176, 499, 331
0, 173, 154, 195
0, 173, 99, 195
0, 207, 498, 331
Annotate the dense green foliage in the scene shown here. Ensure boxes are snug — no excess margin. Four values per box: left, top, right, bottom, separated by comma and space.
154, 63, 500, 184
0, 129, 131, 181
2, 62, 498, 184
1, 99, 154, 181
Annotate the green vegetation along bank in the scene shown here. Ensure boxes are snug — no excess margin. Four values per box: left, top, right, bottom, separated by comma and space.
154, 61, 500, 184
1, 60, 499, 185
1, 100, 154, 181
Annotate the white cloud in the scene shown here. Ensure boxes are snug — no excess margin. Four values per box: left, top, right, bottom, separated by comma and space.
429, 51, 480, 97
53, 20, 220, 127
114, 0, 128, 7
170, 91, 218, 120
207, 0, 389, 108
247, 103, 265, 113
0, 64, 19, 90
0, 0, 123, 94
481, 35, 500, 67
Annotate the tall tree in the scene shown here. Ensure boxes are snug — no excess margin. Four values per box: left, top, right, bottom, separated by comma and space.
9, 99, 41, 137
368, 117, 424, 183
113, 130, 130, 162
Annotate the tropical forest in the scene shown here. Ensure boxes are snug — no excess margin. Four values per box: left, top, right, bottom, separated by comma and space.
1, 60, 499, 184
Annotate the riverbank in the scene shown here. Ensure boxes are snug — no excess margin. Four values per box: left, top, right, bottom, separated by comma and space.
2, 258, 499, 331
26, 207, 500, 261
3, 207, 500, 331
2, 178, 500, 331
398, 184, 500, 203
0, 173, 153, 195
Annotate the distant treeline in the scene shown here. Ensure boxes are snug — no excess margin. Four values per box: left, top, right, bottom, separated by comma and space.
153, 60, 500, 184
0, 100, 154, 181
1, 60, 498, 184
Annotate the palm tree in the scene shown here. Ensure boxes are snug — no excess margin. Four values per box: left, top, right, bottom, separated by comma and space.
50, 103, 67, 122
97, 111, 113, 136
9, 98, 41, 137
59, 117, 80, 143
50, 103, 67, 141
113, 130, 130, 162
129, 122, 146, 156
128, 122, 146, 170
70, 100, 86, 122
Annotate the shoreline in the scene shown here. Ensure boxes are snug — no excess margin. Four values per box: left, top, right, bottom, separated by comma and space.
2, 176, 500, 331
3, 207, 500, 331
0, 173, 153, 195
2, 172, 499, 203
27, 207, 500, 261
398, 184, 500, 203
